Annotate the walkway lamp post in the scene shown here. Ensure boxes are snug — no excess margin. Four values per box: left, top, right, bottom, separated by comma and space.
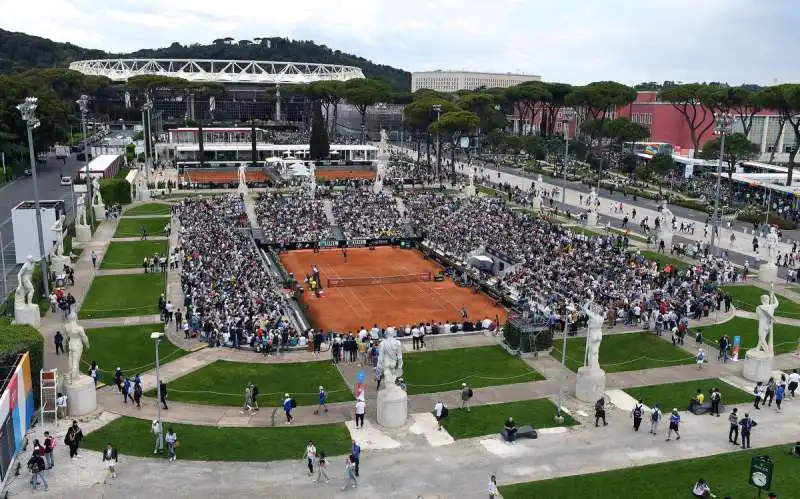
76, 95, 94, 228
151, 331, 165, 451
17, 97, 50, 297
561, 108, 573, 205
432, 104, 443, 177
556, 303, 575, 421
142, 99, 153, 184
711, 112, 734, 256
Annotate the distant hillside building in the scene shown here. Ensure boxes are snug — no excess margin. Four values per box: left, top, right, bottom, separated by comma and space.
411, 70, 541, 93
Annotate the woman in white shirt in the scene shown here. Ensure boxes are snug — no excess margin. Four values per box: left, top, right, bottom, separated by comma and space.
355, 398, 366, 429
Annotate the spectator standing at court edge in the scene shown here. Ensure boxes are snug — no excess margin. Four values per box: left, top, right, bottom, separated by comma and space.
304, 441, 317, 476
666, 409, 681, 441
488, 474, 499, 499
739, 413, 756, 449
460, 383, 473, 412
728, 407, 739, 445
354, 397, 366, 429
649, 404, 661, 435
64, 420, 83, 459
631, 399, 644, 432
283, 393, 296, 423
165, 428, 178, 462
316, 386, 328, 414
351, 440, 361, 477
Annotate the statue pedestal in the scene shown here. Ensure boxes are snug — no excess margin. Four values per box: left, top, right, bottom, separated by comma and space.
742, 349, 774, 382
75, 224, 92, 243
237, 183, 248, 195
575, 367, 606, 403
65, 374, 97, 417
464, 184, 476, 197
657, 233, 673, 251
93, 204, 106, 222
531, 197, 541, 214
758, 263, 778, 284
13, 303, 40, 327
51, 254, 71, 273
373, 180, 384, 195
377, 384, 408, 428
585, 212, 598, 228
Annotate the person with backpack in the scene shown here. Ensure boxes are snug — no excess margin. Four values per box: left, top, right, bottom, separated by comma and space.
728, 407, 740, 445
460, 383, 473, 412
102, 442, 118, 481
631, 399, 644, 432
250, 383, 259, 410
122, 377, 132, 404
43, 431, 55, 469
27, 449, 47, 491
283, 393, 296, 423
666, 409, 681, 441
133, 381, 143, 409
739, 413, 757, 449
316, 386, 328, 415
649, 403, 662, 435
315, 451, 330, 483
64, 420, 83, 459
434, 400, 447, 431
709, 387, 722, 417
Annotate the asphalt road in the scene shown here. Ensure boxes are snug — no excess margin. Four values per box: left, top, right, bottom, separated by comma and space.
0, 154, 85, 298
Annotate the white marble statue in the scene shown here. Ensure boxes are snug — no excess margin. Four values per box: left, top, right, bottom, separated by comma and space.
658, 201, 674, 234
238, 163, 248, 187
377, 328, 404, 385
755, 289, 778, 356
533, 174, 544, 198
307, 162, 317, 199
587, 187, 598, 214
76, 194, 87, 226
65, 312, 90, 382
379, 129, 389, 156
766, 226, 779, 259
91, 176, 103, 206
373, 161, 386, 194
583, 301, 605, 371
15, 255, 36, 306
50, 215, 65, 256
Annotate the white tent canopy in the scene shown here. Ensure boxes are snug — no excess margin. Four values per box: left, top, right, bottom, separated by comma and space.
469, 254, 493, 266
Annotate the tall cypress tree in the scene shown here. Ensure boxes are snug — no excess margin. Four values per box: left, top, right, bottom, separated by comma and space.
197, 120, 205, 168
309, 100, 330, 161
251, 119, 258, 166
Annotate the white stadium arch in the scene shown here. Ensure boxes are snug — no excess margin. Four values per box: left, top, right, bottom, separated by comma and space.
68, 59, 366, 85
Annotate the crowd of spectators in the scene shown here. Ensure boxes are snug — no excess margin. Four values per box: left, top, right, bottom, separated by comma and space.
332, 192, 408, 239
256, 193, 333, 243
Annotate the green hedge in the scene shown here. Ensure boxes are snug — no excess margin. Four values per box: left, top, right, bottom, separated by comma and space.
737, 210, 797, 230
0, 318, 44, 407
99, 178, 132, 205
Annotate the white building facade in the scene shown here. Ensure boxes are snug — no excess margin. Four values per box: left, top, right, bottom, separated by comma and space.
411, 70, 541, 93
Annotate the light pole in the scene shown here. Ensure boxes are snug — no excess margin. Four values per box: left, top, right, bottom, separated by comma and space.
76, 95, 94, 228
0, 231, 7, 299
711, 112, 733, 256
432, 104, 442, 177
556, 303, 575, 420
151, 331, 165, 451
142, 100, 153, 184
561, 108, 573, 205
17, 97, 50, 297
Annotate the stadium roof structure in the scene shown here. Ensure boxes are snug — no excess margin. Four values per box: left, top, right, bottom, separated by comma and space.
68, 59, 366, 85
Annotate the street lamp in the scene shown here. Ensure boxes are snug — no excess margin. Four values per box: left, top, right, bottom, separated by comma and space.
710, 112, 734, 256
432, 104, 443, 177
561, 108, 574, 204
76, 95, 94, 228
142, 100, 154, 184
17, 97, 50, 297
556, 303, 575, 421
151, 331, 165, 451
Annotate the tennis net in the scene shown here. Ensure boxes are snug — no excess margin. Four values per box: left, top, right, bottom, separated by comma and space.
327, 272, 433, 288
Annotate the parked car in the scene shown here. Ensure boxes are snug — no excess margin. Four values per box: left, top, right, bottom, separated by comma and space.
60, 176, 73, 186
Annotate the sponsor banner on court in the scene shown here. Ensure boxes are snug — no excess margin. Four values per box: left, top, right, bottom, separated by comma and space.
265, 237, 421, 251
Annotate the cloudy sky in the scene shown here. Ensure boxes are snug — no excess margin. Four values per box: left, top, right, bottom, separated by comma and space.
2, 0, 798, 86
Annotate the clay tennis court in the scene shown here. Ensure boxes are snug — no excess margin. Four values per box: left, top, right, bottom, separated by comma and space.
280, 246, 507, 332
316, 169, 375, 180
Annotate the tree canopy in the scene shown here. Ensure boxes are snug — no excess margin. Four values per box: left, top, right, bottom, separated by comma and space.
759, 84, 800, 184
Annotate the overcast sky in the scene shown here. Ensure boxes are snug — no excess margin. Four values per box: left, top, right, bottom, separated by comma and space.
3, 0, 798, 86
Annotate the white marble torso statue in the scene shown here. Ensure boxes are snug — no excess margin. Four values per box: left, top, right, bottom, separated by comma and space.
51, 215, 65, 256
658, 201, 674, 235
65, 312, 90, 381
15, 255, 36, 306
238, 164, 248, 186
534, 175, 543, 197
76, 194, 87, 226
766, 226, 779, 259
587, 188, 598, 214
468, 166, 475, 187
755, 291, 778, 356
91, 177, 103, 205
379, 129, 389, 156
377, 329, 404, 385
584, 302, 605, 371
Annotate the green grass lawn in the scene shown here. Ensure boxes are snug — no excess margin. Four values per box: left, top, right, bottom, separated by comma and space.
100, 240, 169, 269
500, 443, 800, 499
79, 273, 165, 319
83, 417, 352, 461
692, 316, 800, 355
722, 285, 800, 319
550, 332, 695, 373
403, 346, 543, 396
114, 217, 170, 238
157, 359, 353, 407
639, 250, 687, 270
624, 378, 753, 413
82, 324, 186, 384
442, 398, 576, 440
568, 226, 604, 238
124, 203, 173, 216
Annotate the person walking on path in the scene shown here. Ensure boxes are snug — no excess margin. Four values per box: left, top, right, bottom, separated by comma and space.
316, 386, 328, 415
242, 385, 254, 415
315, 451, 330, 483
739, 413, 756, 449
64, 420, 83, 459
91, 250, 97, 268
165, 428, 178, 462
728, 408, 740, 445
775, 383, 785, 412
649, 404, 661, 435
42, 431, 55, 469
488, 474, 499, 499
351, 440, 361, 477
695, 348, 705, 369
151, 419, 163, 455
764, 377, 777, 407
753, 382, 764, 410
159, 381, 168, 410
710, 387, 722, 417
341, 455, 358, 491
102, 442, 118, 482
283, 393, 295, 423
355, 398, 366, 429
594, 398, 607, 427
133, 381, 143, 409
665, 409, 681, 441
122, 377, 132, 404
460, 383, 473, 411
788, 369, 799, 398
54, 331, 64, 355
631, 399, 644, 432
304, 441, 317, 476
27, 449, 47, 491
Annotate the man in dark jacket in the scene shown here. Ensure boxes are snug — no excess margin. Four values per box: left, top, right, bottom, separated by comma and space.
64, 420, 83, 459
28, 449, 47, 491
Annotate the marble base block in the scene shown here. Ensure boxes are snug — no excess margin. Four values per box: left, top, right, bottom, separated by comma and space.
13, 303, 41, 327
758, 263, 778, 284
586, 212, 598, 228
75, 224, 92, 243
742, 349, 774, 383
377, 384, 408, 428
531, 198, 541, 213
51, 255, 71, 273
65, 374, 97, 417
575, 366, 606, 403
93, 205, 106, 222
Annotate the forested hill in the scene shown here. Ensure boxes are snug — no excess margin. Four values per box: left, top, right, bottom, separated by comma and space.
0, 30, 411, 91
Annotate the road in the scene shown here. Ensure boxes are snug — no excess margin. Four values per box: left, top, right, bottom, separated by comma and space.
0, 154, 86, 298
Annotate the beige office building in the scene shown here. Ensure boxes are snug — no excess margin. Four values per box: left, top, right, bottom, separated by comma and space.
411, 70, 541, 93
